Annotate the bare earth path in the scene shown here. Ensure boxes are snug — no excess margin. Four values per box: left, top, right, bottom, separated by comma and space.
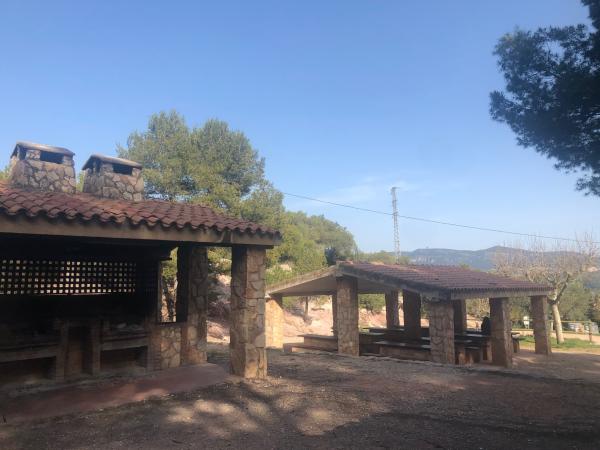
1, 345, 599, 449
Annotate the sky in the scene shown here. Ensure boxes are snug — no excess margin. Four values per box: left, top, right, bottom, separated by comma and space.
1, 0, 598, 252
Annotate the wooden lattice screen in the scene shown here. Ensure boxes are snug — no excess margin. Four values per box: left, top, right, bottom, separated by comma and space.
0, 259, 138, 296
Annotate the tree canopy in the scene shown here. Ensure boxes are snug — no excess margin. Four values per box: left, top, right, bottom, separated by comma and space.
120, 111, 357, 279
490, 0, 600, 195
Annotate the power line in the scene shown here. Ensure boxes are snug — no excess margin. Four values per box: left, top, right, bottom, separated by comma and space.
282, 191, 599, 245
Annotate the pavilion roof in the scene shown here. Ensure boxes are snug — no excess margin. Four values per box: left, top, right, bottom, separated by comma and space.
0, 182, 281, 246
267, 262, 552, 300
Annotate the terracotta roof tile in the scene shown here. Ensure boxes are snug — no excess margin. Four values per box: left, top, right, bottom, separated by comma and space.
0, 182, 280, 238
339, 262, 551, 295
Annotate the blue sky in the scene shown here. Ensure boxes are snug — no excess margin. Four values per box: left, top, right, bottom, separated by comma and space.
1, 0, 598, 252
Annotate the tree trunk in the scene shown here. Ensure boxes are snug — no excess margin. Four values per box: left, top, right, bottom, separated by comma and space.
551, 302, 565, 344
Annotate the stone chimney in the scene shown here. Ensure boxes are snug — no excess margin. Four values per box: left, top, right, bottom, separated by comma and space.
8, 141, 76, 193
82, 154, 144, 201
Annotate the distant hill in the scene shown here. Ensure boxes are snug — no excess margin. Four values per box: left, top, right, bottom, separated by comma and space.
381, 246, 600, 290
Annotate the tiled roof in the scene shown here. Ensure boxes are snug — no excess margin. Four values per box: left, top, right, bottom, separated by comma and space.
0, 182, 280, 238
339, 262, 551, 295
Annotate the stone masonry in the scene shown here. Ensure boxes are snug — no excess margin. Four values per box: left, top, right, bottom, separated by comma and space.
82, 157, 144, 201
9, 147, 76, 193
336, 276, 359, 356
402, 290, 422, 339
177, 245, 209, 365
452, 299, 467, 334
427, 299, 455, 364
530, 295, 551, 355
230, 246, 267, 378
385, 290, 400, 328
158, 324, 183, 369
490, 297, 513, 367
265, 294, 284, 349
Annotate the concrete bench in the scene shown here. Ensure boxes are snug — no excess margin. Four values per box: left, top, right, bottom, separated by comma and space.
0, 321, 68, 381
283, 342, 337, 354
299, 334, 338, 351
375, 340, 431, 361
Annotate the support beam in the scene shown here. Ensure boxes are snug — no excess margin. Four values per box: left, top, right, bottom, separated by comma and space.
530, 295, 551, 355
265, 294, 284, 349
385, 290, 400, 328
230, 246, 267, 378
331, 293, 338, 336
177, 245, 209, 365
490, 297, 513, 367
402, 290, 422, 339
427, 300, 455, 364
336, 276, 359, 356
452, 299, 468, 334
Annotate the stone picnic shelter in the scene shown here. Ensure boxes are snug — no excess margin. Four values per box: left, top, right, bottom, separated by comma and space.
0, 141, 280, 387
266, 262, 554, 367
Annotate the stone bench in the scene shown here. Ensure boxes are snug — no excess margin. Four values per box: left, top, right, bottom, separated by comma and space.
375, 340, 431, 361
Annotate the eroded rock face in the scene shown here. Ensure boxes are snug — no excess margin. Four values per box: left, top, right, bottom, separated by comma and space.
9, 149, 76, 194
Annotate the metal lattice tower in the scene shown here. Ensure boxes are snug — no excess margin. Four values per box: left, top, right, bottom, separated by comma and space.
391, 187, 401, 263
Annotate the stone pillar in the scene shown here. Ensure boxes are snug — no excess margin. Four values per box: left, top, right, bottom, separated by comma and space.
265, 294, 284, 349
530, 295, 551, 355
331, 293, 338, 336
230, 246, 267, 378
385, 290, 400, 328
177, 245, 209, 365
490, 297, 513, 367
427, 300, 455, 364
402, 290, 422, 339
336, 276, 359, 356
452, 299, 468, 334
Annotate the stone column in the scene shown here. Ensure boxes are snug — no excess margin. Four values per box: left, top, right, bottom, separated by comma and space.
177, 245, 209, 366
265, 294, 284, 349
402, 290, 422, 339
489, 297, 513, 367
385, 290, 400, 328
336, 276, 359, 356
331, 293, 338, 336
427, 300, 455, 364
452, 299, 468, 334
230, 246, 267, 378
530, 295, 551, 355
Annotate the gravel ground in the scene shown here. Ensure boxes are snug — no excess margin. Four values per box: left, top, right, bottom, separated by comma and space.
1, 345, 599, 450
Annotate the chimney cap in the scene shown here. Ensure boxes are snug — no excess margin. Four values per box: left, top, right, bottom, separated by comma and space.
12, 141, 74, 158
82, 154, 142, 171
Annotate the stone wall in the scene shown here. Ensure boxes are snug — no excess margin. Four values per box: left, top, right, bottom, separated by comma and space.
530, 295, 551, 355
452, 299, 467, 334
385, 291, 400, 328
402, 290, 422, 339
230, 246, 267, 378
427, 300, 455, 364
336, 276, 359, 356
9, 150, 76, 193
154, 323, 183, 370
177, 245, 209, 365
490, 297, 513, 367
265, 295, 284, 348
83, 163, 143, 201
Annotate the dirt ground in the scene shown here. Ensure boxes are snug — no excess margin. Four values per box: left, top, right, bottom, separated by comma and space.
1, 345, 599, 450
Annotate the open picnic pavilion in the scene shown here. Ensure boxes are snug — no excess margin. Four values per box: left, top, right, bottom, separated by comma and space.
266, 262, 554, 367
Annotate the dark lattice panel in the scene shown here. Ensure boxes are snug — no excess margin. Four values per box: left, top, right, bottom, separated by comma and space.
0, 259, 138, 296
